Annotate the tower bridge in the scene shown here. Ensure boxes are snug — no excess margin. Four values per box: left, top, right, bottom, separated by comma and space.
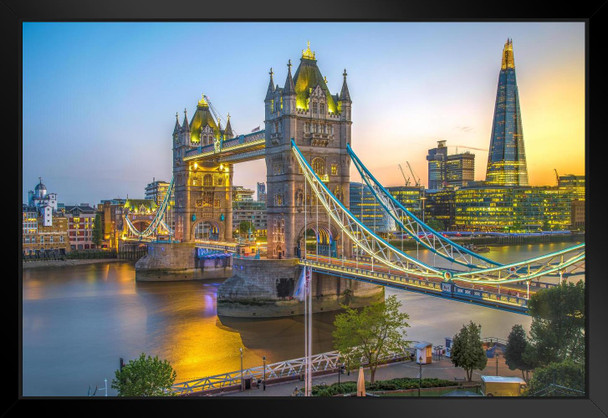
133, 42, 585, 316
162, 41, 352, 259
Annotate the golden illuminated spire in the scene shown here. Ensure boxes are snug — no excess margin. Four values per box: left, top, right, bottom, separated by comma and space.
198, 93, 209, 107
302, 41, 316, 60
501, 38, 515, 70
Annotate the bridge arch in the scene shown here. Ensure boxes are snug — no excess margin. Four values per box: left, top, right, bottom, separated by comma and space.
129, 219, 152, 233
296, 222, 340, 258
192, 219, 222, 241
123, 218, 153, 239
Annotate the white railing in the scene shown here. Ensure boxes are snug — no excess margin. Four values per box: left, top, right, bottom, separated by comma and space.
171, 348, 413, 395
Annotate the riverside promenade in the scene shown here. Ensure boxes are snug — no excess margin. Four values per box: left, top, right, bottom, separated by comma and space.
214, 353, 523, 397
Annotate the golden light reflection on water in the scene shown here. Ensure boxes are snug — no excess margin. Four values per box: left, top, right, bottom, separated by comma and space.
132, 278, 336, 382
22, 242, 584, 391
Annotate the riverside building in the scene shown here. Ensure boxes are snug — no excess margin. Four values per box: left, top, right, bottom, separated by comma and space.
22, 178, 70, 256
426, 140, 476, 190
64, 204, 98, 250
350, 182, 395, 234
97, 198, 127, 249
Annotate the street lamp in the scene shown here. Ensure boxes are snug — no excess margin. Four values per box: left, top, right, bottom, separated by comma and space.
496, 349, 500, 376
263, 356, 266, 391
418, 355, 423, 397
420, 196, 427, 224
239, 347, 244, 391
338, 362, 344, 390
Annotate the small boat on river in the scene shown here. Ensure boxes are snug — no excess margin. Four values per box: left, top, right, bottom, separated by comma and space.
463, 243, 491, 253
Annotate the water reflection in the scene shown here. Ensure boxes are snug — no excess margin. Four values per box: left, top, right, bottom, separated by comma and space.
217, 311, 339, 365
21, 242, 583, 396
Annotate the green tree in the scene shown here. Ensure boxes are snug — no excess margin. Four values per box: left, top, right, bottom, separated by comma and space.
111, 353, 177, 397
527, 281, 585, 366
504, 324, 535, 381
425, 217, 444, 231
92, 213, 103, 247
332, 295, 410, 383
238, 220, 255, 237
526, 360, 585, 396
450, 321, 487, 381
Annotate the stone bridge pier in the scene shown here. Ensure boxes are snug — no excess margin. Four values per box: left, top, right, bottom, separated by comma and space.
217, 258, 384, 318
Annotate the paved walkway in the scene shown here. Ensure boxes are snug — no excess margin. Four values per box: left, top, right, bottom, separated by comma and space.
220, 353, 524, 397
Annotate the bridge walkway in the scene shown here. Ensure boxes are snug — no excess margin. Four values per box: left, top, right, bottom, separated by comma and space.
302, 255, 533, 314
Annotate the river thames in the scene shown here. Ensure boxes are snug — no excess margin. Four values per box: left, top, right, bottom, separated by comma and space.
22, 241, 583, 396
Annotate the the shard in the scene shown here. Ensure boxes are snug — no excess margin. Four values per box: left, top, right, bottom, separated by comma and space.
485, 39, 529, 186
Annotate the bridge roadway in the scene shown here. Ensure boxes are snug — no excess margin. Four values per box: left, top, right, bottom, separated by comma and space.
301, 254, 533, 314
191, 242, 555, 314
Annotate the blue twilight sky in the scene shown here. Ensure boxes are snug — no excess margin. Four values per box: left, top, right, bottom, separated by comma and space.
22, 21, 585, 205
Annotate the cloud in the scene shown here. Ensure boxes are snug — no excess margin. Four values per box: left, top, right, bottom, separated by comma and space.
456, 125, 474, 133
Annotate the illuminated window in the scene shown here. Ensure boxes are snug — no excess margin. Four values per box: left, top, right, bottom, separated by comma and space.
312, 157, 325, 176
203, 174, 213, 186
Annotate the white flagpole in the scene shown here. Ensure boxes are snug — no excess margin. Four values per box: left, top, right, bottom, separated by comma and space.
304, 268, 308, 396
307, 266, 312, 396
303, 170, 309, 397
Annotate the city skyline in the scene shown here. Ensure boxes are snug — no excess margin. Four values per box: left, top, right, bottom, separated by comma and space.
22, 22, 585, 205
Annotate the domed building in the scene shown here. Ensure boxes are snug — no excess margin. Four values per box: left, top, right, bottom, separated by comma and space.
27, 177, 58, 227
23, 178, 70, 257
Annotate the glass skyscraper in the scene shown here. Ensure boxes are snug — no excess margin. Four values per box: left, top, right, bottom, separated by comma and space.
486, 39, 529, 186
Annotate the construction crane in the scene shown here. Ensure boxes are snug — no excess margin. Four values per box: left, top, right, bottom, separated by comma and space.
203, 95, 238, 136
406, 161, 421, 187
452, 145, 488, 153
203, 95, 222, 126
398, 164, 411, 186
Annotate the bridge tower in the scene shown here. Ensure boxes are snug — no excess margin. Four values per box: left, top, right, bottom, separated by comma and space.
264, 43, 352, 259
172, 95, 235, 243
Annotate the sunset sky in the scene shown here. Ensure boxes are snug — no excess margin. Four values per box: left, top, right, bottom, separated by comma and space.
22, 22, 585, 205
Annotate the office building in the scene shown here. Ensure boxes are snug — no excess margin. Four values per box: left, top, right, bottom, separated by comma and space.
427, 140, 476, 190
485, 39, 529, 186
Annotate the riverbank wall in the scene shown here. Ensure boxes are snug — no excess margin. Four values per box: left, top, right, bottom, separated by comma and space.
217, 257, 385, 318
22, 258, 125, 269
134, 242, 232, 281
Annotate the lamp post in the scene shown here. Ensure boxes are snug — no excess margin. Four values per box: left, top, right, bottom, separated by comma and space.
263, 356, 266, 391
418, 355, 423, 397
239, 347, 244, 391
420, 195, 427, 224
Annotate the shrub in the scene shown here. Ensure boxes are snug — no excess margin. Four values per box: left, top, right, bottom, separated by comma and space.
312, 377, 456, 396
